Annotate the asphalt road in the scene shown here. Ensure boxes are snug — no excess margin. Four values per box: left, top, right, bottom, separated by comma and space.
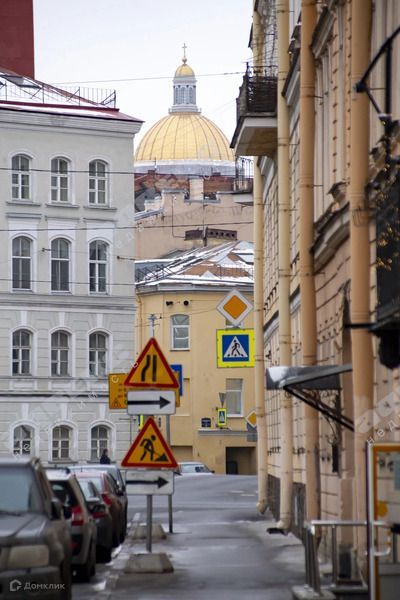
73, 474, 305, 599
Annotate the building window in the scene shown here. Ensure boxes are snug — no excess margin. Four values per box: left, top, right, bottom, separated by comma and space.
51, 331, 70, 376
51, 157, 69, 202
51, 238, 70, 291
171, 314, 189, 349
13, 425, 33, 455
91, 425, 110, 461
12, 329, 31, 375
12, 236, 32, 290
89, 241, 108, 293
89, 332, 107, 376
12, 154, 30, 200
52, 425, 71, 461
89, 160, 107, 205
226, 378, 243, 416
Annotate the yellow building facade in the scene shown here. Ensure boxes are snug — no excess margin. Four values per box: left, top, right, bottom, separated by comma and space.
135, 242, 257, 474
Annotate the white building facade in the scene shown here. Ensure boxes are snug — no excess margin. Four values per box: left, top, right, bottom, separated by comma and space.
0, 72, 142, 464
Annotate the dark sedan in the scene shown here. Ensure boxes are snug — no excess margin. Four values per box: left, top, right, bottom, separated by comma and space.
77, 478, 113, 563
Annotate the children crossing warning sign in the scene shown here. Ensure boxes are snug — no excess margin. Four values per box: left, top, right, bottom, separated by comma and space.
121, 417, 178, 469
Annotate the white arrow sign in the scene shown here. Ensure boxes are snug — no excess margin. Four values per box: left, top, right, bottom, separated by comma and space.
125, 469, 174, 495
127, 390, 176, 415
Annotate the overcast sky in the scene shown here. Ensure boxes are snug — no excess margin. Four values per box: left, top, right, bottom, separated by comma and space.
33, 0, 252, 147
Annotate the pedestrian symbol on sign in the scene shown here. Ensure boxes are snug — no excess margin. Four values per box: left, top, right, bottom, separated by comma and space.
224, 336, 248, 359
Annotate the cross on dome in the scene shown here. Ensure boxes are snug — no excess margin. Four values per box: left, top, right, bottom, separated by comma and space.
182, 43, 187, 64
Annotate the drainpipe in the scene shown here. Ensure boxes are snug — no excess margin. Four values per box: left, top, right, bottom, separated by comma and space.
299, 0, 319, 521
253, 6, 268, 514
275, 0, 292, 531
349, 0, 373, 567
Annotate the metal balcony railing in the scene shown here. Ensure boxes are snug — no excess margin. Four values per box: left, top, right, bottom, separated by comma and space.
236, 66, 277, 122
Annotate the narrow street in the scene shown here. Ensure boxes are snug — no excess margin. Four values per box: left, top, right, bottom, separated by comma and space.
73, 475, 305, 600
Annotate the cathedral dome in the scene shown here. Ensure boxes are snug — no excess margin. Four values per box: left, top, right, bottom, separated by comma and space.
174, 62, 195, 77
135, 113, 234, 162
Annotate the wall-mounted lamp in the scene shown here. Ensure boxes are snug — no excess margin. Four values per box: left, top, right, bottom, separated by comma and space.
166, 301, 174, 306
183, 300, 190, 306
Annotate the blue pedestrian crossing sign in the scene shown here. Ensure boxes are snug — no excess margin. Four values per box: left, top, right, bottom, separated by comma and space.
216, 329, 255, 368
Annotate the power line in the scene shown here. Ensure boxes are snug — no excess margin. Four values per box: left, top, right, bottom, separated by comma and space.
5, 220, 253, 233
54, 71, 244, 86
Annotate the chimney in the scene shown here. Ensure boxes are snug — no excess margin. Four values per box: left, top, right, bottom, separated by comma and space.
0, 0, 35, 78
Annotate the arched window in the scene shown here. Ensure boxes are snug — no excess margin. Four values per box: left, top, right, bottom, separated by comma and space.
171, 314, 189, 349
89, 240, 108, 293
89, 332, 107, 376
52, 425, 71, 461
51, 157, 69, 202
13, 425, 33, 455
12, 236, 32, 290
12, 329, 31, 375
89, 160, 108, 205
12, 154, 30, 200
91, 425, 110, 461
51, 238, 70, 291
51, 331, 70, 376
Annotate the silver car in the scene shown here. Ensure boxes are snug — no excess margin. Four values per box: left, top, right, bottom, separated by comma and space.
46, 469, 97, 582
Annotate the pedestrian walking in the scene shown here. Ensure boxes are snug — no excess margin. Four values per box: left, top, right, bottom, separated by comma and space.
100, 448, 111, 464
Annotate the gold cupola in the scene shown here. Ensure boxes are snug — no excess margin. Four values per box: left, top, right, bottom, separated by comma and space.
134, 46, 234, 165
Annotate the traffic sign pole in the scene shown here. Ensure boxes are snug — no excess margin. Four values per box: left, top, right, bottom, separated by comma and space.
166, 414, 173, 533
146, 494, 152, 553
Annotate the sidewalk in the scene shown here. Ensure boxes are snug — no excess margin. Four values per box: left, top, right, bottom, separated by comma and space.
101, 515, 306, 600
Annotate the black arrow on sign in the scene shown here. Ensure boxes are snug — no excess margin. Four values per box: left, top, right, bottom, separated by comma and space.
127, 396, 172, 409
127, 477, 169, 489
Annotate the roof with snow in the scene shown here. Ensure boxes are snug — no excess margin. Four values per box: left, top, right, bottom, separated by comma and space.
135, 241, 254, 291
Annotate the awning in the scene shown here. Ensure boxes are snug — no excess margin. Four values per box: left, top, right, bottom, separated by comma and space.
266, 364, 353, 431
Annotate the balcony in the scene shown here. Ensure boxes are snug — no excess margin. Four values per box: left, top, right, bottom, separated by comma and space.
231, 67, 278, 157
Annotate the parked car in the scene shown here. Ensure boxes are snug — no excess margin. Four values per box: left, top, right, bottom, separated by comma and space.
0, 457, 72, 599
77, 478, 113, 563
73, 470, 125, 548
69, 464, 128, 539
177, 461, 214, 475
46, 468, 97, 582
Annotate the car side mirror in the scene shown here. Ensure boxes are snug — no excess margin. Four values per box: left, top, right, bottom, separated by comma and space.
51, 497, 63, 520
116, 487, 124, 497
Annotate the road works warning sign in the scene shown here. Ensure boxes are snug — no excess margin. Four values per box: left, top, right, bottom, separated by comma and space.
121, 417, 178, 469
216, 329, 255, 368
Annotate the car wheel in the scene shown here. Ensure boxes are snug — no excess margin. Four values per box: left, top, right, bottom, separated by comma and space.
76, 541, 95, 583
98, 544, 112, 563
61, 561, 72, 599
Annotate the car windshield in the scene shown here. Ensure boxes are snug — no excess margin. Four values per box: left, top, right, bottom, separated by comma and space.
77, 475, 104, 492
0, 467, 42, 513
78, 480, 97, 499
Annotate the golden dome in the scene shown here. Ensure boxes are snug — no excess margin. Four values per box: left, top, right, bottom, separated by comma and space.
135, 113, 234, 162
174, 62, 195, 77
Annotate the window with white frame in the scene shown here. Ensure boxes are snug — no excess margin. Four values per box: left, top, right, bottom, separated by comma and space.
89, 332, 107, 376
225, 378, 243, 416
12, 329, 31, 375
51, 157, 69, 202
11, 154, 30, 200
89, 160, 108, 205
13, 425, 33, 456
89, 240, 108, 293
51, 238, 70, 291
171, 314, 189, 349
52, 425, 71, 461
51, 330, 70, 376
91, 425, 110, 461
12, 236, 32, 290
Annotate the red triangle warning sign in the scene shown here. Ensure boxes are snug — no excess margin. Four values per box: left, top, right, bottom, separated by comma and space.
124, 337, 179, 389
121, 417, 178, 469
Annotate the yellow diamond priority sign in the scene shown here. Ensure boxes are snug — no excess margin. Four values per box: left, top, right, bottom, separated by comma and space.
217, 290, 253, 327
